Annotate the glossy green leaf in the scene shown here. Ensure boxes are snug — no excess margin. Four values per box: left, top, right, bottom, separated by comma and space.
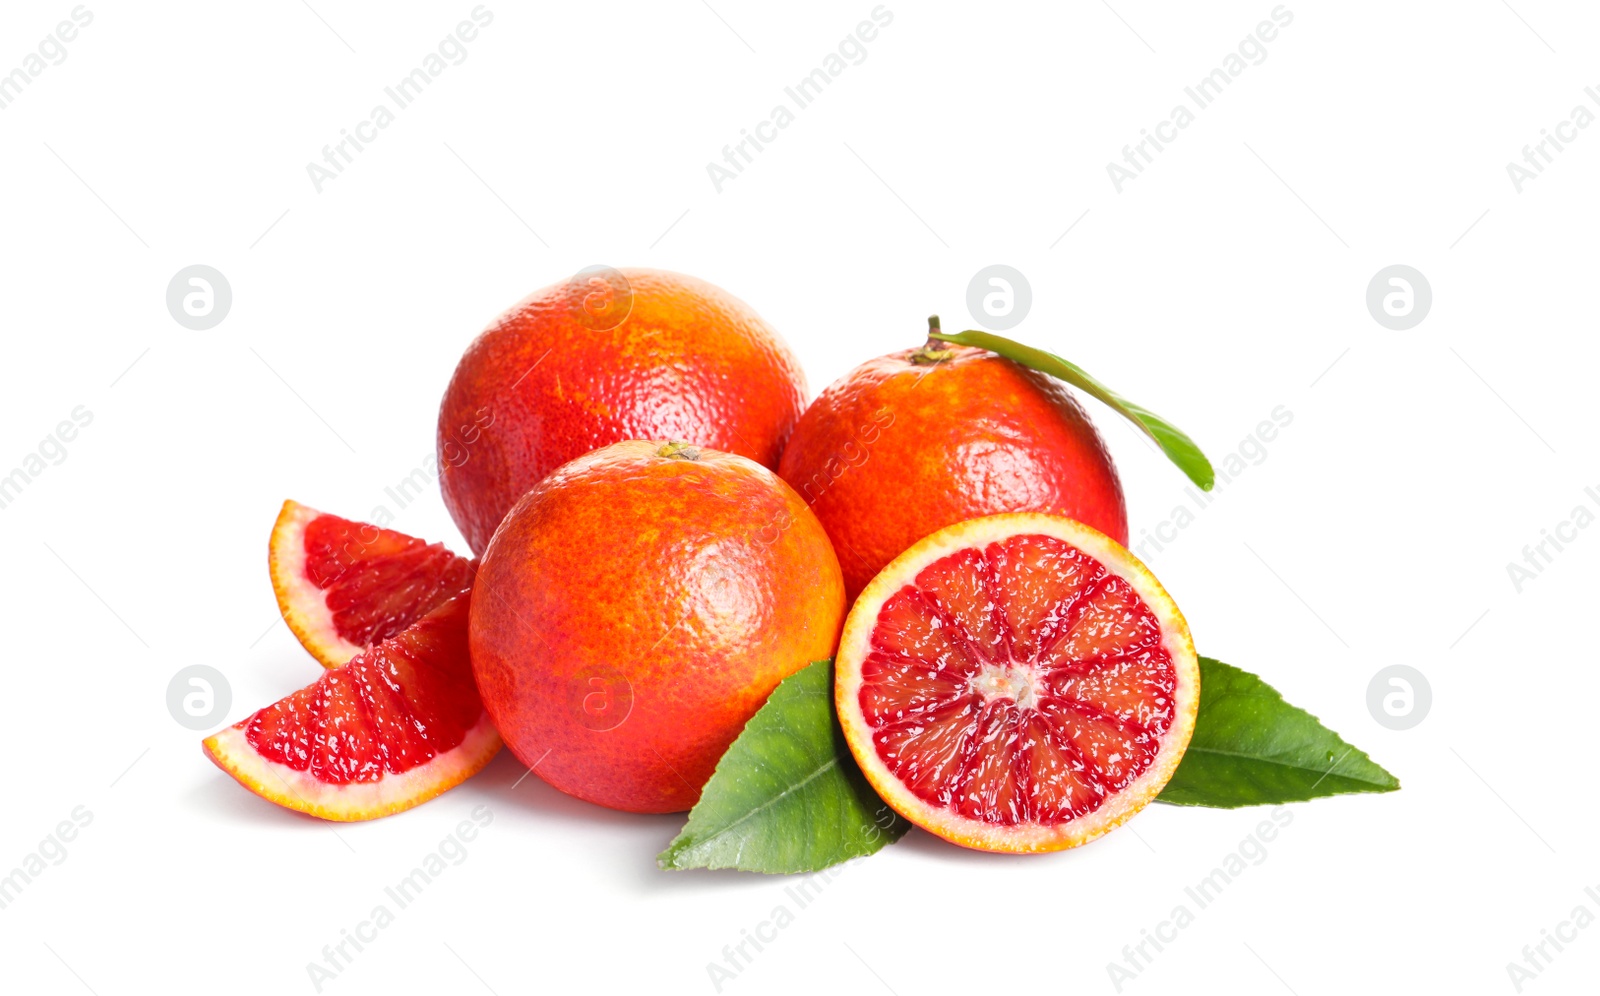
658, 660, 908, 873
1158, 657, 1400, 807
928, 327, 1215, 491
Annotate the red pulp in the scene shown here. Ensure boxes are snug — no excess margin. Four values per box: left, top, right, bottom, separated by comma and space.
244, 595, 483, 784
302, 512, 473, 649
860, 534, 1177, 826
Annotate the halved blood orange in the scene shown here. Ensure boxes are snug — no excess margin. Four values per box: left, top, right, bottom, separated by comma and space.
270, 500, 474, 668
836, 513, 1199, 853
203, 593, 501, 822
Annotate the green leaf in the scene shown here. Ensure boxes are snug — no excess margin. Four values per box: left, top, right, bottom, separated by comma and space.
658, 660, 908, 873
928, 327, 1215, 491
1158, 657, 1400, 807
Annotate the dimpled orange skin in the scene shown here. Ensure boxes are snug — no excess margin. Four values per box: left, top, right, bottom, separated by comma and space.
468, 440, 847, 814
438, 268, 808, 555
778, 344, 1128, 599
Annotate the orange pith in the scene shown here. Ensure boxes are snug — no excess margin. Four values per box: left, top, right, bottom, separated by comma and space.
836, 513, 1198, 853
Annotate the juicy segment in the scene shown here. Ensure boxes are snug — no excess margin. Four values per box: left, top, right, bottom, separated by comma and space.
204, 594, 501, 821
859, 534, 1176, 828
271, 500, 474, 668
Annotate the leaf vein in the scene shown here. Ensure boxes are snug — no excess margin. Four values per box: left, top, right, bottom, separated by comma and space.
679, 757, 843, 857
1185, 745, 1392, 785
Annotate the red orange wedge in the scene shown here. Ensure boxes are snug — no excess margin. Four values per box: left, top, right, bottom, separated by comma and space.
269, 500, 473, 668
205, 593, 500, 822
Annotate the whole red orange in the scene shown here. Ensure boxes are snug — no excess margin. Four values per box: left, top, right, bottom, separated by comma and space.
778, 336, 1127, 599
469, 440, 846, 813
438, 268, 807, 554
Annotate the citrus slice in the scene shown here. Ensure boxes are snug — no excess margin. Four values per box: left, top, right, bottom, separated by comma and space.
835, 513, 1198, 853
203, 593, 501, 822
270, 500, 474, 668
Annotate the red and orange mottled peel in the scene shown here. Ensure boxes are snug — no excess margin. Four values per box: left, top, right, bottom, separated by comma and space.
779, 344, 1127, 600
437, 268, 809, 555
469, 440, 846, 814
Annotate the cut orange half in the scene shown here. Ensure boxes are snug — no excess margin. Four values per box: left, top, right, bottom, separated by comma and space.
270, 500, 473, 668
836, 513, 1199, 853
204, 593, 501, 822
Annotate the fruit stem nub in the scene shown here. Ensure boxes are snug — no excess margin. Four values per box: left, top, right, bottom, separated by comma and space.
657, 441, 702, 461
910, 314, 955, 365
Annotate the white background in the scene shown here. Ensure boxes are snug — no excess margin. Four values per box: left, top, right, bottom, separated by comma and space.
1, 1, 1595, 993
